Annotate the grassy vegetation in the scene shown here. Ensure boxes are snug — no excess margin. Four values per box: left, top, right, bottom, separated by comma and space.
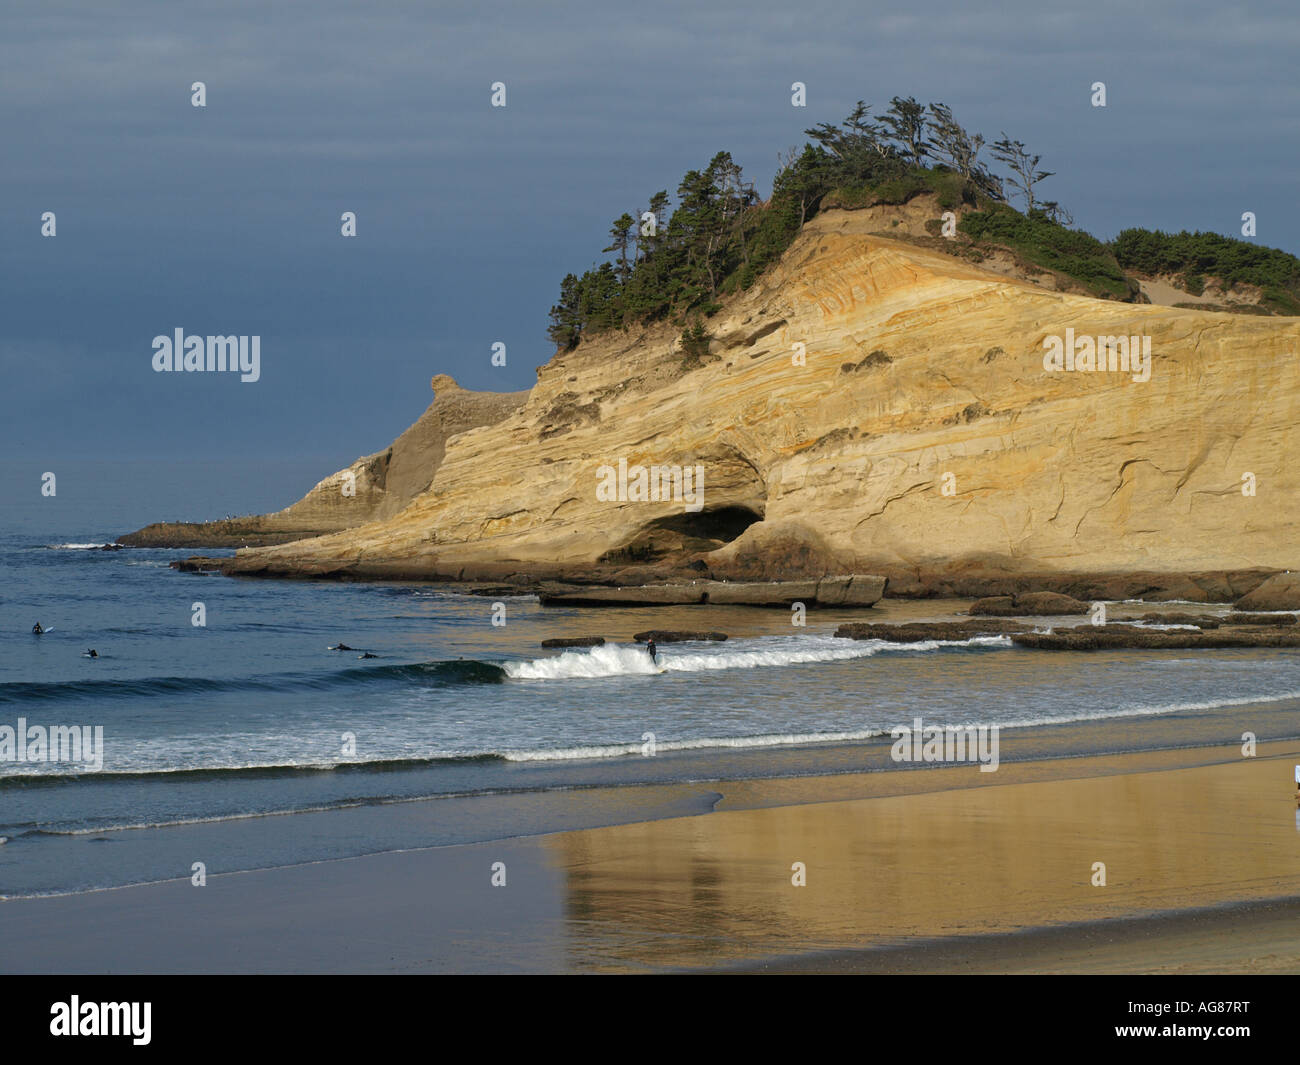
960, 203, 1137, 299
822, 167, 974, 212
1110, 228, 1300, 314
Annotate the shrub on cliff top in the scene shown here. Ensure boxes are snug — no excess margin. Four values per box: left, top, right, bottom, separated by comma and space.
959, 203, 1134, 299
1110, 227, 1300, 313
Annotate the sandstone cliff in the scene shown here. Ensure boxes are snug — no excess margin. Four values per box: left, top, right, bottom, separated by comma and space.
120, 376, 528, 547
193, 209, 1300, 599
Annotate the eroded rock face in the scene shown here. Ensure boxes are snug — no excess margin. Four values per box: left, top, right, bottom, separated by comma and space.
1233, 573, 1300, 611
119, 376, 527, 547
200, 209, 1300, 586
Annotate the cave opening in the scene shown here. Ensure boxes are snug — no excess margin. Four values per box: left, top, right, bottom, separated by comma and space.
645, 505, 763, 542
599, 505, 763, 565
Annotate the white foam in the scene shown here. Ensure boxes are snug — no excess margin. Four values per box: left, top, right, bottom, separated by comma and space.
979, 688, 1300, 732
501, 635, 1010, 681
502, 688, 1300, 762
503, 728, 891, 761
49, 542, 113, 550
504, 643, 663, 679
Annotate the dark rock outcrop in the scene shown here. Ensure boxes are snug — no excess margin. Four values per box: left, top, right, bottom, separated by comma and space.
884, 569, 1277, 603
970, 591, 1091, 616
1136, 612, 1221, 628
632, 630, 728, 643
1233, 573, 1300, 611
1011, 628, 1300, 650
835, 620, 1033, 642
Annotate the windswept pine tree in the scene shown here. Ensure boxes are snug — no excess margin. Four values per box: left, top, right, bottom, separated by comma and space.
880, 95, 930, 166
990, 134, 1054, 214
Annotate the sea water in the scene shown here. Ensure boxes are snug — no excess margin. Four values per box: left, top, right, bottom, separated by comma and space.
3, 461, 1300, 898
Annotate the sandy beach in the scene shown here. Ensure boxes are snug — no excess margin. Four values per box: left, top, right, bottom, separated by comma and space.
3, 740, 1297, 974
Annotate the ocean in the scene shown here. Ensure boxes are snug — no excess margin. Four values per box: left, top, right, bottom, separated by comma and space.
4, 460, 1300, 899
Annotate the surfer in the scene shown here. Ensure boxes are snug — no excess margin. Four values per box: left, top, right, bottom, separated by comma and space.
32, 622, 44, 634
646, 637, 658, 664
329, 643, 353, 651
84, 649, 98, 658
358, 652, 378, 659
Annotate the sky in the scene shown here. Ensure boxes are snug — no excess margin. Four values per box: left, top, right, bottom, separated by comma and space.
3, 0, 1298, 481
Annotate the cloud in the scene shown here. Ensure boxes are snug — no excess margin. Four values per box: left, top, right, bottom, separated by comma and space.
2, 0, 1297, 459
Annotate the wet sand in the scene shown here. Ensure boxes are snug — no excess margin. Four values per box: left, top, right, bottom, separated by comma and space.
750, 895, 1300, 973
549, 743, 1300, 971
2, 742, 1298, 973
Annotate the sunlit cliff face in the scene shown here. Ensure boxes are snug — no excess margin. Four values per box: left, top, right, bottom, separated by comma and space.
224, 208, 1300, 583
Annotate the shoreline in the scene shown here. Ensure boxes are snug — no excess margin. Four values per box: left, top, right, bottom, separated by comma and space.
4, 739, 1298, 973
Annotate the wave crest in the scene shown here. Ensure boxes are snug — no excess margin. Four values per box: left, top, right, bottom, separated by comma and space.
502, 635, 1009, 680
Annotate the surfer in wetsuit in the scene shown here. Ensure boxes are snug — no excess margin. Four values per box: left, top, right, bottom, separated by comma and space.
32, 622, 44, 634
84, 649, 98, 658
646, 638, 658, 664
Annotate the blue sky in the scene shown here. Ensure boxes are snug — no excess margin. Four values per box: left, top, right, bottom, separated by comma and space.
4, 0, 1297, 474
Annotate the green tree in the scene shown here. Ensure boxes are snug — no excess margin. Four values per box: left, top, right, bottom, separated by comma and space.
881, 96, 929, 165
604, 213, 636, 284
547, 272, 583, 350
774, 144, 827, 228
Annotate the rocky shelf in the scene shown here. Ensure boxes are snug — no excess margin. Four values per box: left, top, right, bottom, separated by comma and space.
835, 617, 1300, 649
537, 575, 886, 608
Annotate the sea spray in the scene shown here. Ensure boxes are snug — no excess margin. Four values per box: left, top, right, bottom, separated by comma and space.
502, 635, 1011, 681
